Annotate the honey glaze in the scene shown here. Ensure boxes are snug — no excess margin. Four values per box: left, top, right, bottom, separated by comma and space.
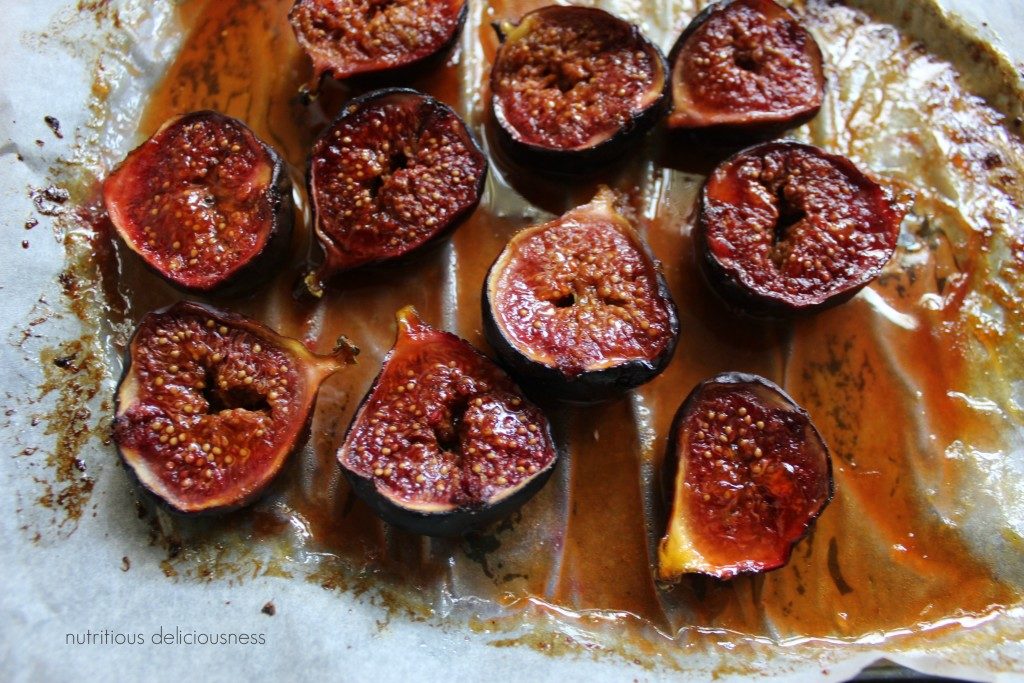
93, 0, 1024, 670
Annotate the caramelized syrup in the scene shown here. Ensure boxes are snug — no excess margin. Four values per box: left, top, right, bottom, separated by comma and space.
100, 0, 1022, 664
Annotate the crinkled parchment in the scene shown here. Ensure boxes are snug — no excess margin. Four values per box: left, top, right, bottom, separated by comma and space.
1, 1, 1022, 681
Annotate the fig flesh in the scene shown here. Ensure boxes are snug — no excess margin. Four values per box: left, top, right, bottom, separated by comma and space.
667, 0, 825, 136
306, 88, 487, 294
103, 111, 292, 296
697, 141, 904, 316
289, 0, 468, 86
658, 373, 833, 581
484, 187, 679, 402
338, 307, 558, 536
113, 301, 357, 514
490, 5, 668, 170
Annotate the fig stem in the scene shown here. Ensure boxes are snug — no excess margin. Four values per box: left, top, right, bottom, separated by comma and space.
491, 20, 511, 42
302, 270, 325, 299
331, 336, 360, 366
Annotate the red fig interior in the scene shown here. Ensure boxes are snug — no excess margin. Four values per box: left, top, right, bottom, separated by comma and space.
668, 0, 824, 129
309, 89, 486, 279
289, 0, 466, 81
491, 6, 666, 151
701, 142, 903, 309
114, 302, 355, 513
339, 307, 557, 513
487, 187, 676, 378
659, 374, 832, 580
103, 111, 282, 292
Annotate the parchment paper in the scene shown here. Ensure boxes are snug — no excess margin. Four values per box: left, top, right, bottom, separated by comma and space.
1, 1, 1022, 681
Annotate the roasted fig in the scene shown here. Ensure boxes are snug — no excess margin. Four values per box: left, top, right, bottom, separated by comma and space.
103, 111, 292, 296
697, 141, 904, 316
667, 0, 825, 136
490, 5, 668, 170
305, 88, 487, 294
289, 0, 468, 88
338, 307, 558, 536
658, 373, 832, 581
483, 187, 678, 402
113, 301, 357, 514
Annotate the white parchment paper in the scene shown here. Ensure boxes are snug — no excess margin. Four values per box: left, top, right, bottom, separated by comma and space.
1, 1, 1022, 681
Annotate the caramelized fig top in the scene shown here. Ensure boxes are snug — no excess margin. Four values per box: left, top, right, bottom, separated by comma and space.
659, 372, 832, 580
491, 5, 667, 153
114, 301, 356, 514
103, 111, 289, 294
699, 141, 904, 313
668, 0, 824, 131
487, 187, 676, 379
308, 88, 486, 287
290, 0, 467, 83
339, 307, 557, 515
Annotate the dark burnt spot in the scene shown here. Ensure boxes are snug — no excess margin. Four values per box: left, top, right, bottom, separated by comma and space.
982, 152, 1003, 170
44, 116, 64, 139
32, 186, 71, 216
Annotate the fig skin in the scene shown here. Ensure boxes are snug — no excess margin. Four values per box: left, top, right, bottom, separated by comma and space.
489, 6, 669, 172
666, 0, 825, 139
696, 140, 905, 318
103, 111, 293, 298
344, 459, 556, 538
483, 188, 679, 403
658, 372, 834, 582
289, 0, 468, 91
337, 307, 559, 537
113, 301, 357, 515
304, 88, 488, 295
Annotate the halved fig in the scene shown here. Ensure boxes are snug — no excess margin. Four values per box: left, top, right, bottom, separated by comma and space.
113, 301, 357, 514
658, 373, 832, 581
338, 307, 558, 536
667, 0, 825, 136
289, 0, 467, 88
103, 111, 292, 296
305, 88, 487, 294
490, 6, 668, 170
484, 187, 678, 402
697, 141, 905, 316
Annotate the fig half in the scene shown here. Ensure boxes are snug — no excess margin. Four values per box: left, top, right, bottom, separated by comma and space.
305, 88, 487, 294
484, 187, 679, 402
697, 141, 905, 316
667, 0, 825, 136
658, 373, 833, 581
338, 307, 558, 536
103, 111, 292, 296
490, 5, 668, 170
289, 0, 468, 87
113, 301, 357, 514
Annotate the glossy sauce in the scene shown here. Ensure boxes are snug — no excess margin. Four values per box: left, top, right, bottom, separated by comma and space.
95, 0, 1024, 667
